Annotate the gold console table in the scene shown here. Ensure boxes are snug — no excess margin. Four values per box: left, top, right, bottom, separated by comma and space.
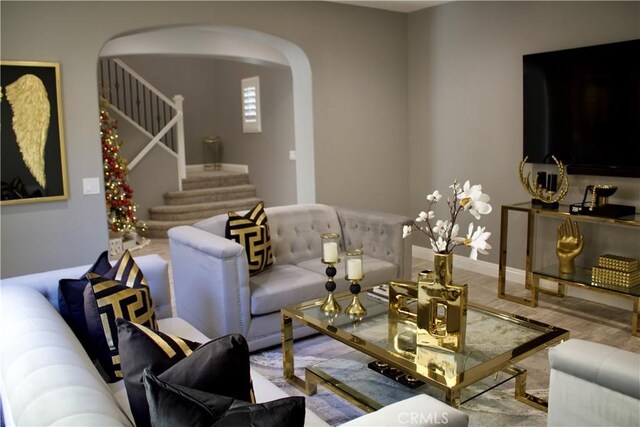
498, 202, 640, 336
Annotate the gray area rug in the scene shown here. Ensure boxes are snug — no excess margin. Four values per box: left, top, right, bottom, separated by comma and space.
250, 334, 548, 427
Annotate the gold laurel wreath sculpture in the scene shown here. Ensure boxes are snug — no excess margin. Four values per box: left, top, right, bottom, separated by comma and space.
518, 155, 569, 204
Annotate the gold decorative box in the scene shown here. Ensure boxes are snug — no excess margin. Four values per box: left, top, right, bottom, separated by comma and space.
592, 266, 640, 288
597, 254, 638, 273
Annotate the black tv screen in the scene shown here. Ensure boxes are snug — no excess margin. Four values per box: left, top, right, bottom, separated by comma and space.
523, 39, 640, 177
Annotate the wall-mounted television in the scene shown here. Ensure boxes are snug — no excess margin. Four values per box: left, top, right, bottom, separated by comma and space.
523, 39, 640, 178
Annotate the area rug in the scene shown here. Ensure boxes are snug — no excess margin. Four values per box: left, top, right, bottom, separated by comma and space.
250, 334, 548, 427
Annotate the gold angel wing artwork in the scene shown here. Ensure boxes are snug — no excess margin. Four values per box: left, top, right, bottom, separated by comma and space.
5, 74, 51, 188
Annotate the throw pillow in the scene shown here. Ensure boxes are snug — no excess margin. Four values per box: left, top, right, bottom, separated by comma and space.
225, 201, 273, 276
117, 319, 254, 427
84, 250, 157, 382
58, 250, 112, 357
143, 369, 305, 427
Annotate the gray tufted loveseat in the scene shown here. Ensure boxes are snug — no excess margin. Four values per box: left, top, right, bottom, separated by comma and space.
168, 204, 412, 351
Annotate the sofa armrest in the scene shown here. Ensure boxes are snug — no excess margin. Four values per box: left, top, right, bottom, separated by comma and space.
549, 339, 640, 399
341, 395, 468, 427
336, 207, 412, 279
168, 226, 252, 339
548, 339, 640, 427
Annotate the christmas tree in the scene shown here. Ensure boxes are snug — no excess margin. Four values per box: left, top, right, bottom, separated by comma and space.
99, 98, 146, 233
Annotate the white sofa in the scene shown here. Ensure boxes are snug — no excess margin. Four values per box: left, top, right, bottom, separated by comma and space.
548, 338, 640, 426
0, 254, 468, 427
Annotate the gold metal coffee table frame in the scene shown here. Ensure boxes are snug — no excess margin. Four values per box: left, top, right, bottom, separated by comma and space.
281, 289, 569, 411
498, 202, 640, 336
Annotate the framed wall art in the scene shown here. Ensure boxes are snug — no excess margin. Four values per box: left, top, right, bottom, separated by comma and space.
1, 60, 68, 205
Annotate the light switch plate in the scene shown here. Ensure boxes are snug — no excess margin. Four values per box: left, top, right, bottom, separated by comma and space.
83, 177, 101, 195
289, 150, 297, 160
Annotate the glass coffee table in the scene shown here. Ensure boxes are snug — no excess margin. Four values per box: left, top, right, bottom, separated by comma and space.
281, 287, 569, 411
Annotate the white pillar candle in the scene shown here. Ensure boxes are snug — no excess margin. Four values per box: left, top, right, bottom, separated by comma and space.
347, 258, 363, 280
323, 242, 338, 263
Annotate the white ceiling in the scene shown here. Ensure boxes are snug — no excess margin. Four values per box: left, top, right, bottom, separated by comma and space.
329, 1, 450, 13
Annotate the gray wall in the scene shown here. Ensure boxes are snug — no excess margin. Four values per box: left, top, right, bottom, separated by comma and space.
408, 1, 640, 267
1, 1, 408, 277
120, 55, 296, 212
2, 1, 638, 278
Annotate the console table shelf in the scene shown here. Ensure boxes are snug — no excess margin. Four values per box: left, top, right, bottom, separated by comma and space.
498, 202, 640, 336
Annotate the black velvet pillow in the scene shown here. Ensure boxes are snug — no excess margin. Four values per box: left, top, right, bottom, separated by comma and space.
143, 369, 305, 427
58, 250, 112, 357
225, 201, 273, 276
117, 319, 254, 427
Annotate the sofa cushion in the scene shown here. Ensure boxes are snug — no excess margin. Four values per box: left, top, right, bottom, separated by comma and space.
143, 370, 305, 427
249, 264, 326, 315
117, 320, 253, 427
58, 250, 113, 358
226, 201, 273, 276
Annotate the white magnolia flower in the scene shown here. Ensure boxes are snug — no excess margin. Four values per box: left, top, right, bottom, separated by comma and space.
403, 179, 492, 259
415, 210, 435, 223
432, 220, 451, 239
457, 180, 492, 220
431, 237, 448, 253
426, 190, 442, 202
455, 223, 492, 260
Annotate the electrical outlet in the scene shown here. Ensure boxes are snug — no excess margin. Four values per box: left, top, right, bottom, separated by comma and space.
289, 150, 296, 160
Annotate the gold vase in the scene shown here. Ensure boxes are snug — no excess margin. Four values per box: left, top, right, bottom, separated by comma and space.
416, 253, 468, 352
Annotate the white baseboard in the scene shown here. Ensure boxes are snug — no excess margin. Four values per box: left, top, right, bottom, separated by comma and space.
412, 245, 632, 311
186, 163, 249, 174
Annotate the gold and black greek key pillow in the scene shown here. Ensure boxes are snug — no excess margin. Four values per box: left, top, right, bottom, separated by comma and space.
225, 201, 273, 276
84, 250, 157, 382
117, 319, 254, 427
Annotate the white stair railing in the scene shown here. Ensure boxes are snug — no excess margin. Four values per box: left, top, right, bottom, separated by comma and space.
98, 58, 186, 190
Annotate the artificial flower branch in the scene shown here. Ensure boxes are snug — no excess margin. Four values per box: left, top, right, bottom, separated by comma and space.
403, 180, 493, 260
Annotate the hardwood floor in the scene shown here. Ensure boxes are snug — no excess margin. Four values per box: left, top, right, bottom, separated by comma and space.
135, 238, 640, 391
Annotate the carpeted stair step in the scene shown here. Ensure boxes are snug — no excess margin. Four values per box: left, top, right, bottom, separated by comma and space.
182, 171, 249, 191
149, 197, 262, 222
164, 184, 257, 206
139, 218, 202, 239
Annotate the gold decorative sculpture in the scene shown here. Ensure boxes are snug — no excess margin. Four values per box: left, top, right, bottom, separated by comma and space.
389, 254, 468, 353
556, 218, 584, 274
519, 155, 569, 206
416, 255, 467, 352
5, 74, 51, 188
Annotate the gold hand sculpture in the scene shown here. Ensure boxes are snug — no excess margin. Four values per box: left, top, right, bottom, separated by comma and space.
556, 218, 584, 274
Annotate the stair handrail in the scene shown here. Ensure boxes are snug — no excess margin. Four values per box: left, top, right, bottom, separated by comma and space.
98, 58, 186, 190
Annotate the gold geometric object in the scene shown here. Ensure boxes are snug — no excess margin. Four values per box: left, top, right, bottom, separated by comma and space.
416, 254, 467, 353
598, 254, 638, 273
5, 74, 51, 188
519, 155, 569, 204
592, 267, 640, 287
556, 218, 584, 275
389, 253, 468, 353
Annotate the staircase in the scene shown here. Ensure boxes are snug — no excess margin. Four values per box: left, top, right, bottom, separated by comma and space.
141, 170, 262, 238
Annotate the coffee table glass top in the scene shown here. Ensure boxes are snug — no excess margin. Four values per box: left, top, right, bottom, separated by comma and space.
283, 288, 569, 390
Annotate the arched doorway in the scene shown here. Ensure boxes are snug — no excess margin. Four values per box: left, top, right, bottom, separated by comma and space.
99, 25, 315, 204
